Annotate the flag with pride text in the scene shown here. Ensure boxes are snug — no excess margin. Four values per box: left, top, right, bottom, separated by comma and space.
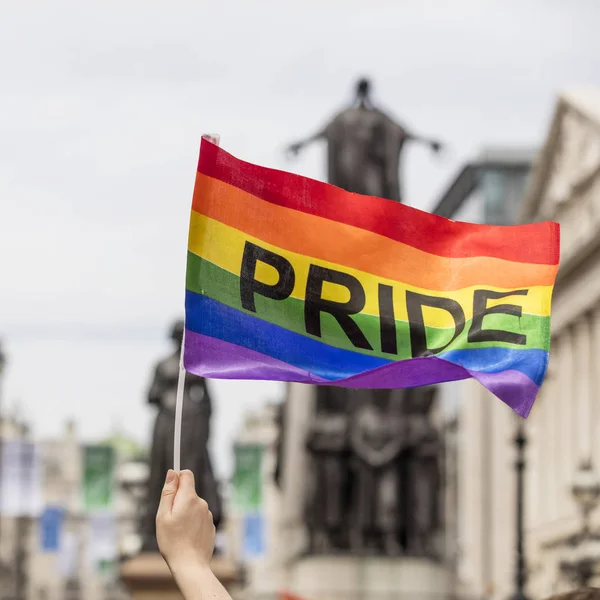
183, 138, 559, 418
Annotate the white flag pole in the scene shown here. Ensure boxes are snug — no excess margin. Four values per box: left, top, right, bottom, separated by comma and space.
174, 133, 221, 473
172, 348, 185, 474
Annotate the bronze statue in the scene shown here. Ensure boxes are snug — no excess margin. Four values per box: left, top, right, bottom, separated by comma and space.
304, 386, 351, 553
287, 77, 443, 203
277, 79, 445, 558
140, 320, 222, 552
292, 383, 444, 557
348, 389, 405, 555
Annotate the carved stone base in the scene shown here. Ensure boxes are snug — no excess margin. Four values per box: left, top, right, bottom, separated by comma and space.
285, 555, 450, 600
120, 553, 239, 600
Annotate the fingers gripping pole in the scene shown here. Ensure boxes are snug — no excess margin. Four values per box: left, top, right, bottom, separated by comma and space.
173, 133, 220, 474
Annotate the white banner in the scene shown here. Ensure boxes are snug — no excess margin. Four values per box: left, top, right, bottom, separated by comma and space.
87, 512, 118, 572
0, 440, 43, 517
58, 531, 79, 578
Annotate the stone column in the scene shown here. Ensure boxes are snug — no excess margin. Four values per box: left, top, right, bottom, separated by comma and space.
457, 380, 486, 595
536, 380, 550, 524
574, 316, 593, 466
592, 306, 600, 470
277, 383, 315, 565
545, 366, 558, 520
558, 327, 575, 515
550, 337, 563, 516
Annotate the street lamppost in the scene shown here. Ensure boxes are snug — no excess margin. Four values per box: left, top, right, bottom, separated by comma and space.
0, 341, 9, 600
511, 421, 531, 600
560, 461, 600, 588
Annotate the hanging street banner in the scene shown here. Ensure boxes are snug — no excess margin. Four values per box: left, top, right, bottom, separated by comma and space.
40, 506, 66, 551
0, 440, 43, 517
58, 531, 78, 578
232, 444, 263, 512
82, 445, 115, 510
87, 512, 118, 574
243, 513, 265, 559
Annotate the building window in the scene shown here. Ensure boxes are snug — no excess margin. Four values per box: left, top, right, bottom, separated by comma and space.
483, 169, 529, 225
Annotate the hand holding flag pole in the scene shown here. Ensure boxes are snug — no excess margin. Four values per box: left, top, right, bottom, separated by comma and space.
173, 134, 221, 473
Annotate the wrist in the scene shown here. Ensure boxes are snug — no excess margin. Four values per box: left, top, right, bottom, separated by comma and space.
169, 558, 213, 589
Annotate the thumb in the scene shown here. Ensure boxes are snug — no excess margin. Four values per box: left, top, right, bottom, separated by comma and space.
158, 470, 179, 515
172, 470, 196, 512
177, 469, 196, 496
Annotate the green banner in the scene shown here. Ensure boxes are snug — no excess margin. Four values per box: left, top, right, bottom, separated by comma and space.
83, 445, 115, 510
232, 445, 263, 512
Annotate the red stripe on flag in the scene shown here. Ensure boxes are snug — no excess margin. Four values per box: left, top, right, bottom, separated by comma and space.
197, 139, 559, 266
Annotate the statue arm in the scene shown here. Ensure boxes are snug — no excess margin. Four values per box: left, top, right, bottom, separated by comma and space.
190, 375, 212, 411
286, 129, 325, 157
374, 436, 404, 465
388, 114, 443, 153
286, 114, 336, 158
406, 130, 444, 153
147, 364, 165, 406
349, 416, 372, 462
350, 416, 402, 468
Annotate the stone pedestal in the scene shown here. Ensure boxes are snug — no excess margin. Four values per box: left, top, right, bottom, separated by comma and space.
277, 383, 315, 562
286, 556, 450, 600
121, 553, 239, 600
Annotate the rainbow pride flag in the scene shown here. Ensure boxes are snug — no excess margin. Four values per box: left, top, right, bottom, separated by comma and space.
184, 139, 559, 417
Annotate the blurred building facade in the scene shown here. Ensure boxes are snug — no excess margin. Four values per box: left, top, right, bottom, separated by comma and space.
444, 88, 600, 599
228, 402, 282, 598
0, 413, 147, 600
521, 87, 600, 596
433, 146, 536, 600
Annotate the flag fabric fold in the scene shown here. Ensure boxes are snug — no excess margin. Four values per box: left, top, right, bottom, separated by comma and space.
184, 139, 559, 418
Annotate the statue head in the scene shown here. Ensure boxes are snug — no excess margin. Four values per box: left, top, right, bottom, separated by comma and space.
371, 388, 391, 411
405, 386, 437, 415
355, 77, 373, 109
170, 319, 185, 348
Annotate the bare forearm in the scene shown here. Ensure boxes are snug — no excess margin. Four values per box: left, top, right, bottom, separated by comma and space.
171, 564, 232, 600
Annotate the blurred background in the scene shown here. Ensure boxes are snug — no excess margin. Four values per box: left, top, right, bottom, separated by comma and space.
1, 1, 600, 599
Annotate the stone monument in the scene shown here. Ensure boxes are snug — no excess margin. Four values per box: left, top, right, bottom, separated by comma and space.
299, 385, 443, 559
276, 384, 448, 599
275, 79, 449, 599
303, 386, 352, 554
287, 77, 443, 203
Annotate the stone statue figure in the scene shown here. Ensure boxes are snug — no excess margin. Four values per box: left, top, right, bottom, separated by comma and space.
287, 77, 443, 203
404, 386, 442, 558
140, 320, 222, 552
348, 389, 405, 555
304, 386, 351, 553
277, 79, 446, 558
291, 383, 444, 557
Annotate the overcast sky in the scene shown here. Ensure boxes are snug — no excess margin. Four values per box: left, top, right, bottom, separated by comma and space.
2, 0, 599, 477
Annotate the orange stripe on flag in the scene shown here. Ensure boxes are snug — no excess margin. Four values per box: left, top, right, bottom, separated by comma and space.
192, 172, 559, 291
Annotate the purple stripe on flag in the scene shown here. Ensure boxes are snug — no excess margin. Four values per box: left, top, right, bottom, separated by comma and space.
471, 370, 539, 418
340, 360, 538, 417
184, 331, 539, 417
334, 356, 470, 389
184, 330, 327, 383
